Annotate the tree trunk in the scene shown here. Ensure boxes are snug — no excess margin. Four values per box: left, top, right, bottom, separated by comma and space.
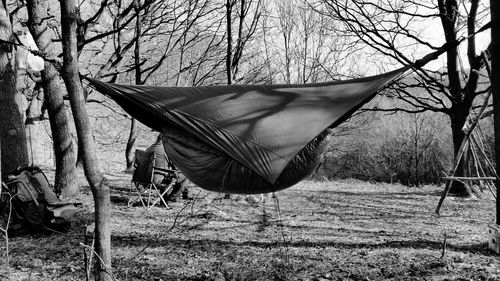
60, 0, 112, 280
76, 87, 93, 168
226, 0, 233, 86
439, 0, 472, 196
222, 0, 234, 200
0, 2, 29, 176
490, 0, 500, 224
448, 106, 472, 196
125, 0, 141, 172
26, 0, 78, 197
125, 119, 137, 171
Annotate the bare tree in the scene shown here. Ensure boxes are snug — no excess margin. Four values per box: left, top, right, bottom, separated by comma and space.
319, 0, 490, 196
228, 0, 262, 83
273, 0, 357, 84
183, 18, 226, 86
60, 0, 111, 279
276, 0, 294, 84
26, 0, 78, 197
406, 112, 441, 186
0, 1, 29, 175
259, 3, 276, 83
124, 0, 142, 172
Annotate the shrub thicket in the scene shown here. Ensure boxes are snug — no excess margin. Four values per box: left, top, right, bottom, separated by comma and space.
315, 109, 454, 186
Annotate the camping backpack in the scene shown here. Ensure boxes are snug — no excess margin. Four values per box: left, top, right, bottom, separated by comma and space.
1, 166, 78, 235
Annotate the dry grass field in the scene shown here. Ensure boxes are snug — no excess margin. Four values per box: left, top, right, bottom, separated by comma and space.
1, 170, 499, 281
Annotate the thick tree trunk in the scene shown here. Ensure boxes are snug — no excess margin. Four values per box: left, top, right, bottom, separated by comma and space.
60, 0, 112, 280
439, 0, 473, 196
0, 2, 29, 176
26, 0, 78, 197
449, 108, 472, 196
490, 0, 500, 224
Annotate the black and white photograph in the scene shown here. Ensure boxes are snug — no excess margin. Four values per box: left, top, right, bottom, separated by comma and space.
0, 0, 499, 280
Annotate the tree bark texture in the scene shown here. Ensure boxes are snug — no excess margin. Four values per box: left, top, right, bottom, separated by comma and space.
125, 119, 137, 171
26, 0, 78, 197
59, 0, 112, 280
490, 0, 500, 225
0, 2, 29, 176
449, 109, 473, 195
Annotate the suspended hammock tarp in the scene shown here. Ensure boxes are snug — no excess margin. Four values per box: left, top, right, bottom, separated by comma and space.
83, 66, 408, 194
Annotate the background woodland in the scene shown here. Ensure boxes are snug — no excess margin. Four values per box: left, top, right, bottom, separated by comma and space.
14, 0, 493, 188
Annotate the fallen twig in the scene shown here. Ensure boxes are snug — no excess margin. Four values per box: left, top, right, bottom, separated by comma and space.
79, 242, 115, 281
1, 187, 15, 276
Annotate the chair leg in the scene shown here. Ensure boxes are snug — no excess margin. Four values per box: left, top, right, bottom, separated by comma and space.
128, 183, 147, 208
148, 183, 171, 210
147, 185, 151, 207
129, 182, 175, 210
158, 185, 173, 209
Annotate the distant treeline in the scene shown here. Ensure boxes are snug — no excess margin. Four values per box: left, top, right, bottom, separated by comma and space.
314, 100, 495, 186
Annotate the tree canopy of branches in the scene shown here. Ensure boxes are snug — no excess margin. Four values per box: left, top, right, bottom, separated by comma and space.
317, 0, 491, 195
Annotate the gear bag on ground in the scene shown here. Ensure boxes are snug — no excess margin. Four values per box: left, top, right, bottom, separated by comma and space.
1, 166, 78, 235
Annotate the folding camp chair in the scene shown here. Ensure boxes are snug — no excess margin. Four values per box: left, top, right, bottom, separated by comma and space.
128, 150, 175, 210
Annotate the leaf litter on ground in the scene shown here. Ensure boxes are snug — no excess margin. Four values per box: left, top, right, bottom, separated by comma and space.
1, 172, 499, 281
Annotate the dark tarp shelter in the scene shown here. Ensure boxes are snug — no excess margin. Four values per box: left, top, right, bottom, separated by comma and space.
83, 66, 408, 194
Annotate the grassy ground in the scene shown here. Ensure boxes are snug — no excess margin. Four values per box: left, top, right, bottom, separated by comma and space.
1, 171, 498, 281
